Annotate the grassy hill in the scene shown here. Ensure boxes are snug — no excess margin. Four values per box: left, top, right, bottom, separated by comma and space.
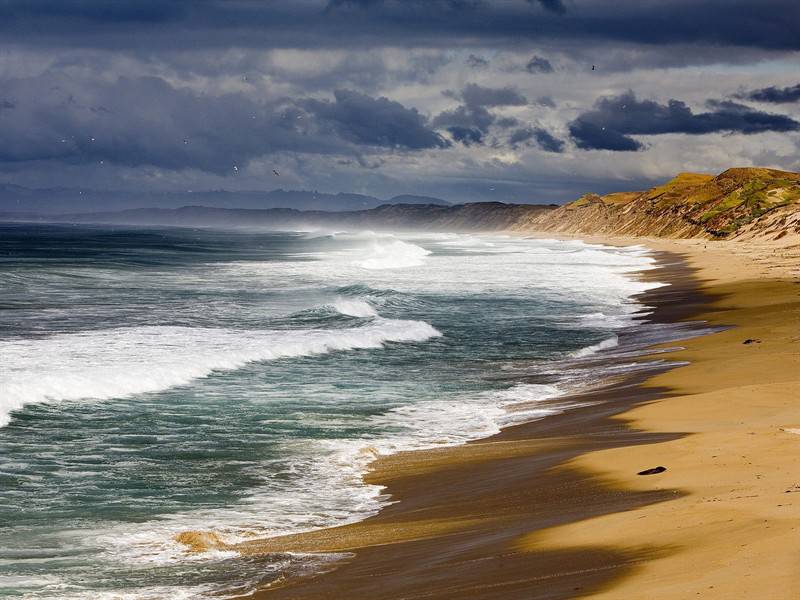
526, 167, 800, 241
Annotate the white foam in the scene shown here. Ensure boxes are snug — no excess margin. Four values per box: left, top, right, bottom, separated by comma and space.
226, 233, 665, 315
357, 238, 431, 270
0, 575, 62, 588
437, 236, 495, 248
332, 297, 378, 318
570, 334, 620, 358
575, 312, 629, 328
494, 382, 562, 405
40, 584, 222, 600
0, 319, 441, 427
83, 380, 566, 585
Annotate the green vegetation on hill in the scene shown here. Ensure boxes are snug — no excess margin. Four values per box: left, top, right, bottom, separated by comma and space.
685, 169, 799, 236
536, 167, 800, 240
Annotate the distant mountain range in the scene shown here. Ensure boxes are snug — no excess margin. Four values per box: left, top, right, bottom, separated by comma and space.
0, 183, 450, 214
0, 202, 556, 232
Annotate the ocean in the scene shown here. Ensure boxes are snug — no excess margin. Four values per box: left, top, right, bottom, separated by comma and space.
1, 223, 672, 599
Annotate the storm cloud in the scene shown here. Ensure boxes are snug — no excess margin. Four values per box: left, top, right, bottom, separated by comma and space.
0, 0, 799, 206
0, 1, 797, 53
432, 105, 494, 145
466, 54, 489, 68
737, 83, 800, 104
0, 75, 447, 172
525, 56, 554, 74
569, 92, 800, 151
432, 84, 528, 145
535, 96, 556, 108
302, 89, 449, 150
509, 127, 565, 152
460, 83, 527, 109
531, 0, 567, 15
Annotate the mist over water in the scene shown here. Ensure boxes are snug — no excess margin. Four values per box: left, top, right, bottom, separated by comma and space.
0, 224, 664, 599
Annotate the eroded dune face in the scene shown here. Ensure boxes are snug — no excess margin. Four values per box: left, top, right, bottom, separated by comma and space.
525, 167, 800, 242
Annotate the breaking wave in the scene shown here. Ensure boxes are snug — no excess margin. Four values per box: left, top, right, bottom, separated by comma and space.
357, 238, 431, 269
0, 319, 441, 427
332, 297, 378, 317
570, 334, 620, 358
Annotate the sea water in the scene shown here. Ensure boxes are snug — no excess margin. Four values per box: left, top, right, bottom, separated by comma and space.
0, 223, 668, 598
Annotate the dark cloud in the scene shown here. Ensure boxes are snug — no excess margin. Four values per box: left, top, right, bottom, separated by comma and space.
330, 0, 561, 14
532, 127, 565, 152
433, 104, 494, 131
509, 128, 533, 146
302, 89, 449, 149
246, 50, 450, 96
509, 127, 565, 152
736, 83, 800, 103
569, 120, 642, 151
569, 91, 800, 151
0, 75, 447, 172
325, 0, 481, 11
0, 75, 315, 170
495, 116, 521, 129
536, 95, 556, 108
0, 1, 796, 54
447, 126, 484, 146
460, 83, 528, 108
0, 1, 798, 205
525, 55, 554, 73
0, 0, 188, 23
434, 84, 527, 145
530, 0, 567, 14
466, 53, 489, 68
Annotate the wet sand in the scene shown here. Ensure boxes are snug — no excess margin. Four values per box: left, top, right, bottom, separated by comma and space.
230, 237, 800, 599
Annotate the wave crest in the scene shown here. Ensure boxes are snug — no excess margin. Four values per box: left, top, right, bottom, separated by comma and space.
332, 297, 378, 318
0, 320, 441, 426
570, 334, 619, 358
358, 239, 430, 269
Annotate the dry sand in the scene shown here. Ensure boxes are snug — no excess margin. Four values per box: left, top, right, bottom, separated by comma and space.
525, 236, 800, 599
222, 235, 800, 599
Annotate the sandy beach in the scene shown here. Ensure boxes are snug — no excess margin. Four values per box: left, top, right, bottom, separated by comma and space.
224, 234, 800, 599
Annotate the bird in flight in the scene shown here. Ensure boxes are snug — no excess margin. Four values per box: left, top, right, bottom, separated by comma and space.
591, 65, 596, 70
273, 169, 280, 176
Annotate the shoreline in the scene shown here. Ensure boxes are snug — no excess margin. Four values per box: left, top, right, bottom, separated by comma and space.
225, 235, 797, 599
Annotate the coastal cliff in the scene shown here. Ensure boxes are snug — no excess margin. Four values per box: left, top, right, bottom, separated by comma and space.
525, 167, 800, 242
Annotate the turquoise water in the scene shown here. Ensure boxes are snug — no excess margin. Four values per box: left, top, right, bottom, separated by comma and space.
0, 224, 664, 598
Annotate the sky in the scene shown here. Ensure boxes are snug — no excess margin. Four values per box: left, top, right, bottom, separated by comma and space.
1, 0, 799, 206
